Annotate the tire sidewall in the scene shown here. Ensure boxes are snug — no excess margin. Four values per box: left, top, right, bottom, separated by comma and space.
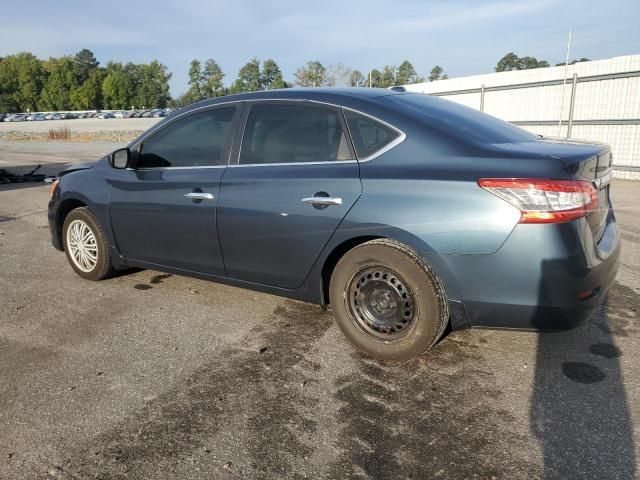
62, 208, 110, 281
330, 241, 445, 361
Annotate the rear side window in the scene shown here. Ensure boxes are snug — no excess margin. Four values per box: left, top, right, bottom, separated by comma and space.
239, 103, 353, 165
344, 110, 400, 159
137, 107, 235, 168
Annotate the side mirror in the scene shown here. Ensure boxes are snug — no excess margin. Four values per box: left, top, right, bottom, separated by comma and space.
110, 148, 130, 169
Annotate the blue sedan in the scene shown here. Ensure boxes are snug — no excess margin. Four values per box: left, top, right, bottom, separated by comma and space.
47, 88, 620, 360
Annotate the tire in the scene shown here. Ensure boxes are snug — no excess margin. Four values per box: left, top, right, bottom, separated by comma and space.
329, 239, 449, 361
62, 207, 114, 281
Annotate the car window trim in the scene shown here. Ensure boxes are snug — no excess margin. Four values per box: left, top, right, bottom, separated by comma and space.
129, 104, 242, 170
128, 98, 406, 169
231, 99, 357, 168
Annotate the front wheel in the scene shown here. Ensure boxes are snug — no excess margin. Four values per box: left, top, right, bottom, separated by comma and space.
329, 239, 449, 361
62, 207, 114, 281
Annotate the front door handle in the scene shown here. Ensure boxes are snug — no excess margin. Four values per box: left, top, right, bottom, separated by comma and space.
301, 196, 343, 206
184, 192, 215, 200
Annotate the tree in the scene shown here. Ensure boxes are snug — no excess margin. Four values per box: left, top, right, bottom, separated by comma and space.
232, 58, 262, 93
556, 57, 591, 66
396, 60, 423, 85
349, 70, 366, 87
262, 59, 287, 89
519, 56, 549, 69
73, 48, 99, 84
201, 59, 226, 97
379, 65, 396, 88
186, 59, 203, 103
0, 52, 45, 112
326, 63, 352, 87
70, 68, 105, 109
102, 62, 137, 109
39, 56, 77, 110
429, 65, 444, 82
369, 69, 383, 88
136, 60, 171, 108
294, 61, 327, 87
496, 52, 549, 72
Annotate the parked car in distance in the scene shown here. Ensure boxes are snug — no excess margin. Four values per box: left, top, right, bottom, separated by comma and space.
140, 110, 153, 118
48, 88, 620, 360
98, 112, 115, 119
151, 109, 165, 117
0, 113, 6, 122
28, 113, 46, 121
7, 113, 27, 122
123, 110, 136, 118
76, 113, 87, 119
113, 111, 124, 118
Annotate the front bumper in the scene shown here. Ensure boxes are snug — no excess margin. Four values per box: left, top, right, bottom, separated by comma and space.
444, 208, 620, 330
48, 199, 63, 251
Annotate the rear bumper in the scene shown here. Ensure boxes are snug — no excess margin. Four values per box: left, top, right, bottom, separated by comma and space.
444, 208, 620, 330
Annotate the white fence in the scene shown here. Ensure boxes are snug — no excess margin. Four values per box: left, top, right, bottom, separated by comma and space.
404, 55, 640, 180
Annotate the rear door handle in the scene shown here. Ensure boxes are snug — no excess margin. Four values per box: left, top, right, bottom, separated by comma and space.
184, 192, 215, 200
301, 196, 343, 206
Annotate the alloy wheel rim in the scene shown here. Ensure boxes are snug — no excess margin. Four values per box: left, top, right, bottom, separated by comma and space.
347, 266, 417, 341
67, 220, 98, 272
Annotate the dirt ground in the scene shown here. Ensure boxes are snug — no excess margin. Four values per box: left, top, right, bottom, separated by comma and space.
0, 141, 639, 479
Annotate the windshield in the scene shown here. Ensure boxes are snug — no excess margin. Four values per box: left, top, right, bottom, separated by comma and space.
385, 93, 537, 145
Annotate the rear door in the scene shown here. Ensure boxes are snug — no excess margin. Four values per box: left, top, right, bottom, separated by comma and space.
109, 105, 240, 275
217, 101, 361, 289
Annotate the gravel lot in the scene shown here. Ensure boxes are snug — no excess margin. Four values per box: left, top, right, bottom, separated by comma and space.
0, 117, 160, 134
0, 143, 639, 479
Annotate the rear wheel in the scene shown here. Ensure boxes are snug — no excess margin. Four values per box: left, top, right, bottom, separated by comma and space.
329, 239, 448, 361
62, 207, 114, 281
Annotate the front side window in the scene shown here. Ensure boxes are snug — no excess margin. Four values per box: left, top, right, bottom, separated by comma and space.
344, 110, 400, 159
239, 103, 353, 165
137, 107, 235, 168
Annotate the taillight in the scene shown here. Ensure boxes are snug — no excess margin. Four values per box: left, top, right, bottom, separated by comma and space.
478, 178, 597, 224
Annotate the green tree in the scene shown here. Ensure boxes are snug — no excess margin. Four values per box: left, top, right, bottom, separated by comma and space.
136, 60, 171, 108
0, 52, 45, 112
262, 59, 287, 89
70, 68, 105, 109
349, 70, 366, 87
369, 69, 383, 88
396, 60, 422, 85
39, 56, 77, 110
496, 52, 549, 72
379, 65, 396, 88
232, 58, 262, 93
201, 59, 226, 97
102, 62, 136, 109
73, 48, 99, 84
186, 59, 203, 103
429, 65, 444, 82
294, 61, 327, 87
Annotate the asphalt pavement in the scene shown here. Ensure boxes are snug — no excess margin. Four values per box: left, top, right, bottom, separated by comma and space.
0, 149, 638, 479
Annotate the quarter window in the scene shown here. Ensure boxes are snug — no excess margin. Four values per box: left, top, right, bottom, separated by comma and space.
239, 104, 353, 165
137, 107, 235, 168
344, 110, 400, 159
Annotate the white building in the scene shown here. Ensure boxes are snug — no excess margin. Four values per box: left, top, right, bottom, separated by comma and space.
404, 54, 640, 179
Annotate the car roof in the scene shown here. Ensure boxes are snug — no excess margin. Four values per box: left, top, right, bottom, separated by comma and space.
183, 87, 404, 112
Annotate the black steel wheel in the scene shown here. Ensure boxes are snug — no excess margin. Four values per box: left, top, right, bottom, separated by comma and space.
330, 239, 449, 361
347, 266, 417, 340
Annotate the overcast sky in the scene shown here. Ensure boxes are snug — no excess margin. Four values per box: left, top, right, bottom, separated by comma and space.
1, 0, 638, 95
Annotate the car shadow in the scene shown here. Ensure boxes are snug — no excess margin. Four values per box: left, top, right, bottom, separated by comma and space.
531, 260, 636, 479
0, 162, 69, 192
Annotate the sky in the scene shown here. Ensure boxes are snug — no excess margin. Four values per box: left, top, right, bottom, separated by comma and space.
1, 0, 639, 96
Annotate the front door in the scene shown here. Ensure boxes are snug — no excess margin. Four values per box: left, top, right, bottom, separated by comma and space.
109, 105, 239, 275
217, 101, 361, 289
